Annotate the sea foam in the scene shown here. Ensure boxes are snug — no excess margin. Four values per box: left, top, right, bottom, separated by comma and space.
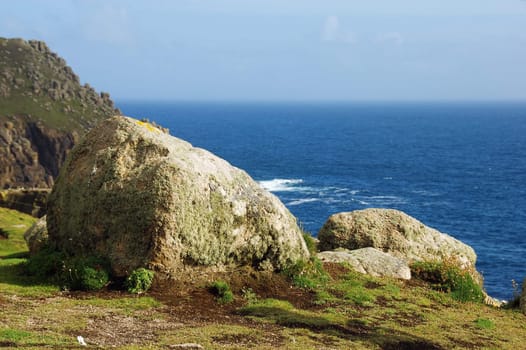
259, 179, 305, 192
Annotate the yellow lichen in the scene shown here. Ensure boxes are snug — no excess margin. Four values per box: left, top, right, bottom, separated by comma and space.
135, 120, 161, 133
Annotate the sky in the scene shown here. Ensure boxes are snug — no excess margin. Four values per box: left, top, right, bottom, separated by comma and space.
2, 0, 526, 102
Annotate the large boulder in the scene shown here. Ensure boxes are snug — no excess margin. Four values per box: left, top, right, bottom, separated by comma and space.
318, 247, 411, 280
46, 116, 309, 277
318, 209, 476, 269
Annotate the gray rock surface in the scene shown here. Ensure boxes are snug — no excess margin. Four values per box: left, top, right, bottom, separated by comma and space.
318, 208, 477, 269
317, 247, 411, 280
24, 215, 48, 254
46, 116, 309, 277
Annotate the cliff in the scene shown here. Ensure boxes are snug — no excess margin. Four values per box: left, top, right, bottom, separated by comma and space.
0, 38, 119, 188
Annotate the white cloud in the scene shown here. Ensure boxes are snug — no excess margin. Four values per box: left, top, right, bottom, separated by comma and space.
377, 32, 404, 45
322, 15, 356, 43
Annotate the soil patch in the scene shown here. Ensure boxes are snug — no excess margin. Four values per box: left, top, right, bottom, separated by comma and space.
323, 262, 351, 280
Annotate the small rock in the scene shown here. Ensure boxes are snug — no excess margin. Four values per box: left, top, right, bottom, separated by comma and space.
169, 344, 204, 349
24, 216, 48, 254
318, 247, 411, 280
318, 208, 477, 269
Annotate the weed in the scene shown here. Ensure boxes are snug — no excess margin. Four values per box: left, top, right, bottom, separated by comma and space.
344, 288, 376, 306
241, 287, 259, 305
210, 280, 234, 304
411, 260, 484, 303
282, 257, 329, 290
126, 268, 155, 294
475, 318, 495, 330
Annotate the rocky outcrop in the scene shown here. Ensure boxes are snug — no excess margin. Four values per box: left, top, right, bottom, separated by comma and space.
0, 37, 119, 189
24, 215, 48, 254
46, 116, 309, 278
521, 278, 526, 315
0, 117, 78, 189
0, 188, 50, 217
318, 247, 411, 280
318, 209, 477, 269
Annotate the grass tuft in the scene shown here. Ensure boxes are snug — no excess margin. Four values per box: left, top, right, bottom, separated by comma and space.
209, 280, 234, 304
411, 260, 484, 303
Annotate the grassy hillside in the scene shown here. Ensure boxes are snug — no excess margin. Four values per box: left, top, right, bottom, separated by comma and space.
0, 207, 525, 349
0, 37, 118, 131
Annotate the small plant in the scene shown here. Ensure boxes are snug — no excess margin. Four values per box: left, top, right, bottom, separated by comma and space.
126, 268, 155, 294
505, 279, 522, 308
282, 257, 329, 290
475, 318, 495, 330
302, 231, 317, 255
61, 256, 110, 291
411, 260, 484, 303
210, 280, 234, 304
241, 287, 258, 305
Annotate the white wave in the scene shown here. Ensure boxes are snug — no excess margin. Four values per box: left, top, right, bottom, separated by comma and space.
259, 178, 304, 192
365, 195, 407, 205
287, 198, 320, 206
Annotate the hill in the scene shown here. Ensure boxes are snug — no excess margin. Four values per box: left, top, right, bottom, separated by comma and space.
0, 37, 119, 188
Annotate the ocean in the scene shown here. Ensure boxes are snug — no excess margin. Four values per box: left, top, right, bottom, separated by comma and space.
119, 101, 526, 300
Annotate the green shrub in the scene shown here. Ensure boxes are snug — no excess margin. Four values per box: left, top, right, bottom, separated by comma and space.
25, 245, 65, 278
126, 268, 155, 294
411, 260, 484, 303
209, 280, 234, 304
61, 256, 110, 291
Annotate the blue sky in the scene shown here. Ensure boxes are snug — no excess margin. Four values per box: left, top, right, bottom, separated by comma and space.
2, 0, 526, 101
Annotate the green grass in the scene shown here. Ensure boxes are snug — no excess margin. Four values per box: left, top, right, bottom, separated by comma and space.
0, 208, 59, 296
0, 207, 35, 256
0, 328, 32, 342
475, 317, 496, 330
1, 207, 526, 349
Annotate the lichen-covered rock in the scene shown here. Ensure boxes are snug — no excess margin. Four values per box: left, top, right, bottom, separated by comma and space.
46, 116, 309, 277
318, 209, 477, 269
318, 247, 411, 280
24, 215, 48, 254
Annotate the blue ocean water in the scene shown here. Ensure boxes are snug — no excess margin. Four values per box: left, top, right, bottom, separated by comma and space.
119, 101, 526, 300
